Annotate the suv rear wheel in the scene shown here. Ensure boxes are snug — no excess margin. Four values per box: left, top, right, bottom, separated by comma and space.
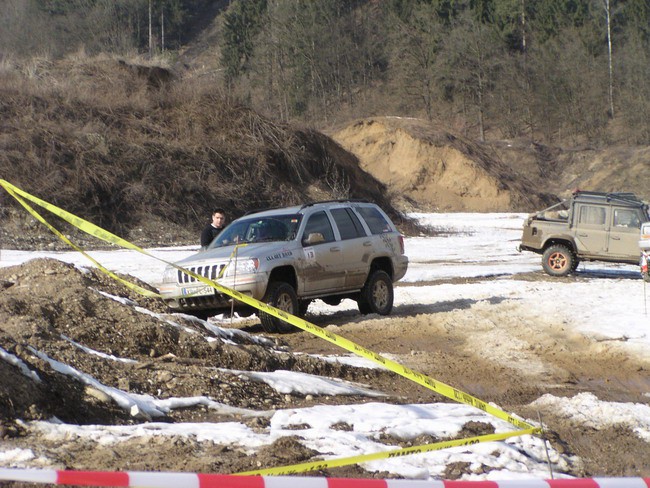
542, 245, 575, 277
260, 281, 298, 333
358, 270, 393, 315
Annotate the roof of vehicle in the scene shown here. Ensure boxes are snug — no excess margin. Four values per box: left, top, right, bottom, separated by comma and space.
572, 190, 646, 207
240, 200, 376, 219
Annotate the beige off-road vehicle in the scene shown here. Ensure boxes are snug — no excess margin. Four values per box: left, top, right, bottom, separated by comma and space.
518, 191, 650, 276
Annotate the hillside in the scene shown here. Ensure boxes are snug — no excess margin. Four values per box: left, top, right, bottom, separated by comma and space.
490, 141, 650, 203
0, 56, 410, 249
332, 117, 650, 212
2, 55, 650, 253
332, 117, 556, 212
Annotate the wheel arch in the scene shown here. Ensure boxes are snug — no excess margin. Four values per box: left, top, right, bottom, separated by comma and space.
369, 256, 394, 280
267, 265, 297, 290
542, 238, 576, 254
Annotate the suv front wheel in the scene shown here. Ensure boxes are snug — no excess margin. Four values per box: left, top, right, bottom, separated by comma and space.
260, 281, 299, 333
358, 270, 394, 315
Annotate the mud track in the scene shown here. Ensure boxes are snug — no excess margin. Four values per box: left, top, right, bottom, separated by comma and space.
1, 261, 649, 483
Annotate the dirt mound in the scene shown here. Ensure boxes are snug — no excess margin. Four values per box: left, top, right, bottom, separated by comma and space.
0, 57, 417, 249
0, 259, 393, 426
332, 117, 556, 212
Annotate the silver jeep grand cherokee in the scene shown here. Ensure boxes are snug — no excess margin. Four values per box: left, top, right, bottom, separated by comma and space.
159, 200, 408, 332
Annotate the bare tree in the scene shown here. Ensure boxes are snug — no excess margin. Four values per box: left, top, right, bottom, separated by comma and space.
603, 0, 615, 118
148, 0, 153, 57
440, 11, 503, 142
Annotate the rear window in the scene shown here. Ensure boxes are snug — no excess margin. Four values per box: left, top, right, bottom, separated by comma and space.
578, 205, 606, 226
331, 208, 367, 240
356, 206, 392, 234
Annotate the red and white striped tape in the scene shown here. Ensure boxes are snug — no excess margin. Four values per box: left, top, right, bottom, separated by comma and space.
0, 469, 648, 488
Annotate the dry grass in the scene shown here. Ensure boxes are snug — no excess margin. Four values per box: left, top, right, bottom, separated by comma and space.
0, 55, 416, 243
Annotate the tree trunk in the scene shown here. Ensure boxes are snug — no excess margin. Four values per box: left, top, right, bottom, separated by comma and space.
148, 0, 153, 58
604, 0, 615, 118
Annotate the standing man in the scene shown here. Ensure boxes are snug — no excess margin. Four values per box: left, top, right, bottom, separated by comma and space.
200, 208, 227, 250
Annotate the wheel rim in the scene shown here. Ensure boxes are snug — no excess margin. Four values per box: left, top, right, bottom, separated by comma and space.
548, 252, 568, 271
276, 292, 294, 314
372, 280, 389, 309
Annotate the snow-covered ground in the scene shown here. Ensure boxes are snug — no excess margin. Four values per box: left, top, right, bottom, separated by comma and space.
1, 213, 649, 481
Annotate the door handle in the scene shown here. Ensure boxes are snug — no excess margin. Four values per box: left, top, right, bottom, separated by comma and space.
363, 241, 372, 247
578, 233, 588, 237
330, 246, 341, 252
611, 236, 620, 240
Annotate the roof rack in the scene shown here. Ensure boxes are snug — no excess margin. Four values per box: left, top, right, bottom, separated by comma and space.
573, 190, 643, 205
299, 199, 369, 210
242, 205, 290, 216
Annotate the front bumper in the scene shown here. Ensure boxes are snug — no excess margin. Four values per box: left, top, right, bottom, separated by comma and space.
159, 272, 268, 311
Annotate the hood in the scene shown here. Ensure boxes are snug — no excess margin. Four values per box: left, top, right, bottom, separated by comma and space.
175, 241, 296, 266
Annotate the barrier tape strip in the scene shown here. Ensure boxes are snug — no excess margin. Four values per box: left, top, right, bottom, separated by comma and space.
0, 468, 648, 488
1, 178, 534, 430
0, 179, 540, 475
237, 429, 538, 476
2, 184, 160, 298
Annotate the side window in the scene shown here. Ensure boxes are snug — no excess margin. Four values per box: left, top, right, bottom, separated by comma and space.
331, 208, 367, 240
302, 211, 335, 245
577, 205, 606, 226
613, 208, 641, 229
357, 206, 392, 235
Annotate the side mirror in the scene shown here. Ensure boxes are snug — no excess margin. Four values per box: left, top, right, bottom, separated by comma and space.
303, 232, 325, 245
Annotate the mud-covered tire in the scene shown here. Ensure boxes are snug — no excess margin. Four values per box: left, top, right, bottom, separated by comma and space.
260, 281, 299, 333
542, 245, 575, 277
357, 270, 393, 315
571, 258, 580, 272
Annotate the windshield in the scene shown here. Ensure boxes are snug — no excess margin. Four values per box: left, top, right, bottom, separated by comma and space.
208, 214, 302, 249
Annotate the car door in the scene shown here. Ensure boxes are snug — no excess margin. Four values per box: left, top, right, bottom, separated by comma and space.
329, 207, 371, 289
300, 210, 344, 293
608, 207, 643, 260
573, 203, 609, 255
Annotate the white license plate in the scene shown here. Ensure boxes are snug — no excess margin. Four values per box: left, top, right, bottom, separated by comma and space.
181, 285, 215, 297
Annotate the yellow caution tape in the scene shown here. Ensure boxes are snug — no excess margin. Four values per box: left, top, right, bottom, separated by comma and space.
1, 183, 160, 298
238, 428, 539, 476
0, 178, 540, 465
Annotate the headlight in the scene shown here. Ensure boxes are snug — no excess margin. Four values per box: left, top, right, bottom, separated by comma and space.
162, 266, 177, 283
225, 258, 259, 276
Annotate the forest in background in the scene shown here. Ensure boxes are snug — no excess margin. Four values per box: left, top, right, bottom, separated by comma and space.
2, 0, 650, 146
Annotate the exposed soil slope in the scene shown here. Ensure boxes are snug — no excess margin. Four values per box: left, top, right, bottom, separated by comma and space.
333, 117, 650, 212
332, 117, 557, 212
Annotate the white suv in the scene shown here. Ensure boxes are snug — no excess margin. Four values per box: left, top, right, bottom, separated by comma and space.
159, 201, 409, 332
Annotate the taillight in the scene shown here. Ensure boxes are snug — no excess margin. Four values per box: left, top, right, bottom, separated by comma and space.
398, 235, 405, 254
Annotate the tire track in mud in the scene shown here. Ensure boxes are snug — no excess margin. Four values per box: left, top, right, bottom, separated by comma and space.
280, 282, 650, 478
282, 276, 650, 407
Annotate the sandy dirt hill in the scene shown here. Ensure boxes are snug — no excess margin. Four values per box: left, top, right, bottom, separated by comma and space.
332, 117, 556, 212
333, 117, 650, 212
